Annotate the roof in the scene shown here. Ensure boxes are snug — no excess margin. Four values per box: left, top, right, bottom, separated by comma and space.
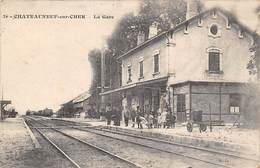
72, 91, 91, 104
61, 100, 73, 106
100, 76, 168, 96
117, 7, 259, 60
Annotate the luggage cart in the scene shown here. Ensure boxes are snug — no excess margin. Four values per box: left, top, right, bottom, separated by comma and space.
186, 107, 225, 133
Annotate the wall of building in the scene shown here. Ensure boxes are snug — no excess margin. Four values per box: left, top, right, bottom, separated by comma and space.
171, 82, 250, 123
191, 83, 248, 123
168, 11, 254, 85
121, 37, 168, 86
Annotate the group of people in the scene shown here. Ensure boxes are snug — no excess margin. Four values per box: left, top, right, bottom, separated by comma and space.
86, 107, 100, 119
105, 103, 121, 126
103, 101, 177, 129
123, 106, 144, 128
123, 106, 176, 129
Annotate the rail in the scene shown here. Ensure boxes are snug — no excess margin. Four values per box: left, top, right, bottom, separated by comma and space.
25, 116, 143, 168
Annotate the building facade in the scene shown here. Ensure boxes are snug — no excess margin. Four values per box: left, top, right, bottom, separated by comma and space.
101, 7, 259, 124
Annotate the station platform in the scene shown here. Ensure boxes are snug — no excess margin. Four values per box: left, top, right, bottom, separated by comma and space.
58, 117, 259, 158
0, 117, 35, 168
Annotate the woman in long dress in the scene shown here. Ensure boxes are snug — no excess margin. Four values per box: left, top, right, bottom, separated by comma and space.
161, 108, 167, 128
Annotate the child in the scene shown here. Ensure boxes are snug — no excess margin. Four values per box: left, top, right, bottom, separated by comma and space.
157, 113, 162, 128
161, 109, 167, 128
148, 113, 154, 128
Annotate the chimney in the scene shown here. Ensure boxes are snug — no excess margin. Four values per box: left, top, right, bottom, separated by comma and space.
148, 22, 158, 39
137, 31, 145, 45
186, 0, 200, 20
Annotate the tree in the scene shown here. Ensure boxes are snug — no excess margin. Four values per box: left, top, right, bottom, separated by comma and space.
247, 37, 260, 80
88, 49, 102, 94
106, 0, 187, 58
88, 0, 190, 96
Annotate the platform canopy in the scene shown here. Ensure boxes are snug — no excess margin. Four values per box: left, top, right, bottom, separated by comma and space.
0, 100, 12, 120
0, 100, 11, 104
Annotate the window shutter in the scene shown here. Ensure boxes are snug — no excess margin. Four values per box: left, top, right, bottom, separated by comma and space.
209, 52, 220, 72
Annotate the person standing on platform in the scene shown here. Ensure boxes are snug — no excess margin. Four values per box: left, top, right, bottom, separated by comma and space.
124, 107, 130, 127
114, 106, 121, 126
131, 106, 136, 127
161, 108, 167, 128
122, 95, 129, 126
106, 103, 112, 125
172, 115, 176, 128
136, 106, 143, 129
166, 112, 171, 128
148, 112, 154, 128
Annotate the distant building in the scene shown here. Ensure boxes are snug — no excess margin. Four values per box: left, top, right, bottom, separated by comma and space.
58, 91, 98, 118
57, 100, 74, 118
0, 100, 11, 120
72, 92, 91, 118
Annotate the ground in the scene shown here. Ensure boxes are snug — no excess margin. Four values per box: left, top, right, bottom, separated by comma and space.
0, 117, 259, 168
0, 118, 34, 168
61, 117, 259, 156
0, 117, 71, 168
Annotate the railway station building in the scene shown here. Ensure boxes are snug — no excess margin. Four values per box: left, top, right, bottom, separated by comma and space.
100, 3, 260, 124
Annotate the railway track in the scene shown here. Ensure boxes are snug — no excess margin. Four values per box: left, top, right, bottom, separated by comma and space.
55, 119, 258, 159
25, 117, 143, 168
26, 116, 258, 168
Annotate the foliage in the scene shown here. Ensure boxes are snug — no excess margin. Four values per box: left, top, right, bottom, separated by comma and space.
247, 42, 259, 78
88, 0, 190, 93
107, 0, 187, 57
88, 49, 102, 94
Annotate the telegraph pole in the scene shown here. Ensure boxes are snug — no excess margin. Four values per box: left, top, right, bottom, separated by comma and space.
100, 47, 106, 109
0, 5, 11, 120
0, 3, 2, 120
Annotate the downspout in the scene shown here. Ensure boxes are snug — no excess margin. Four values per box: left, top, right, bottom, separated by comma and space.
165, 32, 171, 114
219, 83, 222, 121
165, 31, 175, 115
166, 32, 170, 77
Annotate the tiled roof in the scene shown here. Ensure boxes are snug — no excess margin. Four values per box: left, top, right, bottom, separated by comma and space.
72, 91, 91, 104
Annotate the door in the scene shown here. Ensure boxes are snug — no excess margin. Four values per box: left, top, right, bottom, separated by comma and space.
177, 94, 186, 122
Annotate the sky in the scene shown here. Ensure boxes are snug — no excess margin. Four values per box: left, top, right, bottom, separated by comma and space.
0, 0, 139, 113
0, 0, 259, 114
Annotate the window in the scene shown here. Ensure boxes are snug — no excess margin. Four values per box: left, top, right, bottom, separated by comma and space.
154, 54, 159, 73
184, 23, 189, 34
208, 23, 221, 38
177, 94, 186, 112
198, 18, 203, 27
239, 30, 244, 38
213, 10, 217, 18
210, 25, 218, 35
127, 65, 132, 83
226, 19, 231, 29
230, 94, 241, 114
139, 61, 144, 78
208, 52, 220, 72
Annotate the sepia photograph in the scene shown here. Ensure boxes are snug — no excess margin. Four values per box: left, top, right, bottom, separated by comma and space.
0, 0, 260, 167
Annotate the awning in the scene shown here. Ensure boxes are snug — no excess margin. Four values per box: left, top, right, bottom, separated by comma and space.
99, 76, 168, 96
99, 83, 137, 96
